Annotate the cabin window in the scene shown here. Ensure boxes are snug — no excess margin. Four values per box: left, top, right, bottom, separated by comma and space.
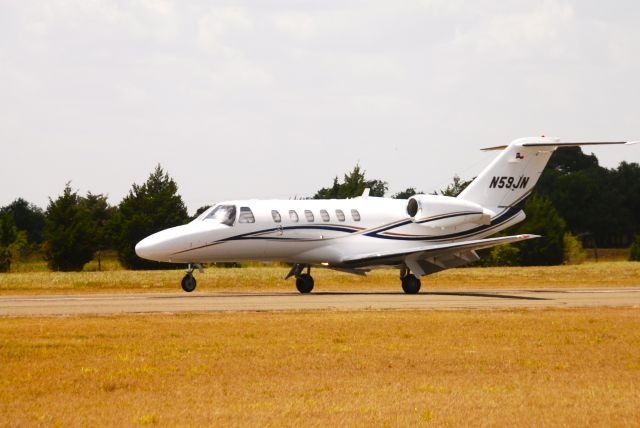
289, 210, 299, 222
238, 207, 255, 223
335, 209, 345, 222
320, 209, 330, 222
271, 210, 281, 223
351, 209, 361, 221
304, 210, 314, 222
205, 205, 236, 226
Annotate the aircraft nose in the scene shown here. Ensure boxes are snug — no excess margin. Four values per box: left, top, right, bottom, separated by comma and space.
135, 225, 192, 262
135, 236, 158, 261
135, 232, 173, 261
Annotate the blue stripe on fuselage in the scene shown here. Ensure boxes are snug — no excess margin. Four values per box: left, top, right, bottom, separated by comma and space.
363, 205, 522, 241
170, 204, 524, 256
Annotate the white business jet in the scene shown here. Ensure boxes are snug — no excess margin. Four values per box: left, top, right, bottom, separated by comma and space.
135, 137, 635, 294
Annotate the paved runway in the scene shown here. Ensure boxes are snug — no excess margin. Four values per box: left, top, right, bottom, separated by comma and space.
1, 288, 639, 316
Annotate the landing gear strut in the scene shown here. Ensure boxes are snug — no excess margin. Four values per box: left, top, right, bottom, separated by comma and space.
286, 264, 314, 294
181, 264, 203, 293
400, 267, 421, 294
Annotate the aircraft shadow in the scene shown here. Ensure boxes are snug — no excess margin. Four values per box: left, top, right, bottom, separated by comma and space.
156, 290, 549, 301
314, 291, 550, 301
425, 291, 549, 301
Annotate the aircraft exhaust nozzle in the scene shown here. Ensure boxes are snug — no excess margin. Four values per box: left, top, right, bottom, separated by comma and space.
406, 195, 494, 228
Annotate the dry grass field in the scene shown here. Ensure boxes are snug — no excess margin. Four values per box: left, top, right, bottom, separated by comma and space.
0, 308, 639, 426
0, 261, 638, 295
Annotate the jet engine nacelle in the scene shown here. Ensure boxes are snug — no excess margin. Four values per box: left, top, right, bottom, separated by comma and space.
406, 195, 494, 228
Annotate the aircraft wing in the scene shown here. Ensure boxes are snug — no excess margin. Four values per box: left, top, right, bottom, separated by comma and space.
341, 234, 539, 275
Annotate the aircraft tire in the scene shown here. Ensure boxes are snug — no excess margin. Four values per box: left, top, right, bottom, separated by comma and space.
296, 274, 314, 294
401, 274, 421, 294
181, 274, 197, 292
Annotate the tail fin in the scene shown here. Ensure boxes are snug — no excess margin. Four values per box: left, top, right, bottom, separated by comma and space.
458, 137, 635, 211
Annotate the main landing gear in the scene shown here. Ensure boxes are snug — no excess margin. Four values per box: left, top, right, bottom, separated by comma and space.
400, 267, 421, 294
285, 264, 421, 294
181, 264, 203, 292
286, 264, 314, 294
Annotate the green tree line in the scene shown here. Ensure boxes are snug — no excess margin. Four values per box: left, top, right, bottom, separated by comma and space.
0, 165, 188, 272
480, 148, 640, 266
1, 148, 639, 272
311, 150, 639, 264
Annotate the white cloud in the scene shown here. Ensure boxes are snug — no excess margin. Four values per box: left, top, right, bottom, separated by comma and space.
273, 12, 316, 40
450, 1, 575, 61
197, 6, 253, 53
18, 0, 179, 42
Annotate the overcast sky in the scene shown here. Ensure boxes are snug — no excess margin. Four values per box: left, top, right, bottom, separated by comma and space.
1, 0, 639, 213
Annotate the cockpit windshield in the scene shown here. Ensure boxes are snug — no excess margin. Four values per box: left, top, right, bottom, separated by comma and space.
204, 205, 236, 226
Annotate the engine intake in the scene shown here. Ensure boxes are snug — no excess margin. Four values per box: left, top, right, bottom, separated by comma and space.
407, 198, 420, 217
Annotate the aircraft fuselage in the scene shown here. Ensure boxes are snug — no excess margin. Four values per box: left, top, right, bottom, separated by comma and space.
135, 196, 523, 268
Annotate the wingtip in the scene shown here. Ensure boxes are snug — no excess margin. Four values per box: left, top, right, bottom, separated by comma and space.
519, 234, 541, 240
625, 141, 640, 145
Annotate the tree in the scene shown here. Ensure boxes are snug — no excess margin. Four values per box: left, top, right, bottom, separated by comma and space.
82, 192, 116, 271
392, 188, 422, 199
190, 205, 211, 221
0, 247, 9, 273
546, 146, 598, 173
44, 184, 96, 271
515, 196, 566, 266
112, 165, 189, 270
0, 213, 18, 272
313, 164, 388, 199
0, 213, 17, 247
0, 198, 45, 243
612, 161, 640, 242
630, 234, 640, 262
535, 148, 639, 247
438, 175, 472, 197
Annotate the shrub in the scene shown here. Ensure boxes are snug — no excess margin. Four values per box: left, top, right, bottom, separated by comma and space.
516, 196, 567, 266
481, 244, 521, 267
0, 213, 18, 272
0, 247, 10, 272
563, 233, 587, 264
630, 234, 640, 261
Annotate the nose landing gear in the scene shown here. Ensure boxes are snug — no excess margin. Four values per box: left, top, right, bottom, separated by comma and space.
181, 264, 203, 292
286, 264, 314, 294
181, 272, 196, 292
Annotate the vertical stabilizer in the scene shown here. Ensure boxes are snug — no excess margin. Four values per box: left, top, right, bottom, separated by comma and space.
457, 137, 634, 211
457, 137, 555, 211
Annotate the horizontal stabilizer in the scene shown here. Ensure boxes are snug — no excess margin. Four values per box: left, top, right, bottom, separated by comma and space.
481, 140, 638, 151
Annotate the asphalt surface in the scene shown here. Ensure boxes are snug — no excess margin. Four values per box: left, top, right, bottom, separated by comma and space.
1, 288, 639, 316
